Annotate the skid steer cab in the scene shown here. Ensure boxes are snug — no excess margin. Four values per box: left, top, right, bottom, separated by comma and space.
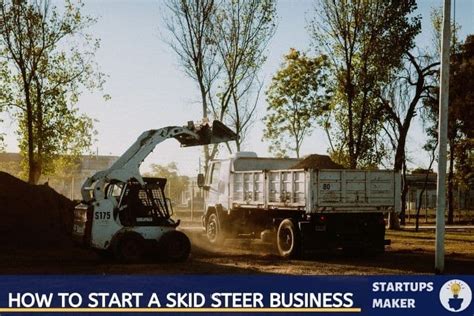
73, 177, 190, 262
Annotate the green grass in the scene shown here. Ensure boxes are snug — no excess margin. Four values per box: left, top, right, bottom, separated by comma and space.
387, 229, 474, 242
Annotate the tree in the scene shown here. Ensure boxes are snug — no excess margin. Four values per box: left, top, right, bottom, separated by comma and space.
144, 162, 190, 204
446, 36, 474, 224
0, 0, 105, 183
163, 0, 218, 174
415, 139, 437, 232
308, 0, 421, 168
424, 35, 474, 224
212, 0, 276, 152
379, 52, 439, 225
263, 49, 329, 158
163, 0, 276, 166
380, 53, 439, 174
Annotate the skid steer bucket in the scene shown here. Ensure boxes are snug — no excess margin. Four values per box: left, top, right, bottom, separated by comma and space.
176, 120, 238, 147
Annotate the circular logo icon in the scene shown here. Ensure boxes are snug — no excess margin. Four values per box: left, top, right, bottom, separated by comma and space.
439, 279, 472, 312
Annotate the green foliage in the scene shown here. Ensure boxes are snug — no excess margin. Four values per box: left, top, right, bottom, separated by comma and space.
0, 0, 106, 183
424, 35, 474, 188
263, 49, 329, 158
0, 60, 10, 151
430, 6, 461, 58
144, 162, 190, 203
309, 0, 421, 168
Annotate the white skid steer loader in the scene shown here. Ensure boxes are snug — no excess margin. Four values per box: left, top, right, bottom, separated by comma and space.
72, 120, 237, 262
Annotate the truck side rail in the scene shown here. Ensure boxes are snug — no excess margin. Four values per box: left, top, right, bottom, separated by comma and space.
230, 169, 400, 213
231, 169, 306, 210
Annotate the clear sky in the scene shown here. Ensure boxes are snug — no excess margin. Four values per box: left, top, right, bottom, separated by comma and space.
2, 0, 473, 176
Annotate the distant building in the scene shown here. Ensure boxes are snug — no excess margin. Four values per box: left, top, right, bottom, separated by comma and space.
406, 172, 474, 211
0, 152, 118, 200
180, 177, 204, 211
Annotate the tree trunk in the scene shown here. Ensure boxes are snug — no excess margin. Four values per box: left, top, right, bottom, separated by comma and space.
399, 162, 408, 226
388, 211, 400, 230
295, 139, 300, 159
416, 159, 436, 232
199, 76, 210, 175
415, 187, 425, 232
388, 145, 406, 230
232, 91, 241, 152
415, 190, 420, 232
24, 87, 37, 184
389, 153, 403, 231
32, 160, 42, 184
447, 144, 455, 224
346, 64, 356, 169
393, 133, 406, 172
389, 129, 407, 230
33, 77, 44, 185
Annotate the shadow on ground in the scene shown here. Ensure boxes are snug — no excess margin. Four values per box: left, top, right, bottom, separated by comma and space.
0, 229, 472, 275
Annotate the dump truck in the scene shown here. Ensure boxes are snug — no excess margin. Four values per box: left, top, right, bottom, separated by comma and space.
198, 152, 401, 258
72, 120, 237, 262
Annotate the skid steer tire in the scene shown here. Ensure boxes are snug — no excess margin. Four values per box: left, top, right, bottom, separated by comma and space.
277, 219, 301, 259
158, 230, 191, 262
115, 234, 145, 263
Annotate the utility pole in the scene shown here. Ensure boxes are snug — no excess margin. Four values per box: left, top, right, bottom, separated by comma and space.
435, 0, 451, 274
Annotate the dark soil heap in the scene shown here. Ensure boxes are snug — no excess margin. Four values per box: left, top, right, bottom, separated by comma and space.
291, 154, 344, 170
0, 172, 76, 249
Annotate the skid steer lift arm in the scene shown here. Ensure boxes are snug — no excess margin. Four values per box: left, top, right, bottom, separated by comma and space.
81, 120, 237, 202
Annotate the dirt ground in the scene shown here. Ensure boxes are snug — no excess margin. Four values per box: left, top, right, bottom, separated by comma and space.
1, 172, 471, 275
0, 228, 472, 275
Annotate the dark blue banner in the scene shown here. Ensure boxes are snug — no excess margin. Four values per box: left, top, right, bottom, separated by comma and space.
0, 275, 472, 315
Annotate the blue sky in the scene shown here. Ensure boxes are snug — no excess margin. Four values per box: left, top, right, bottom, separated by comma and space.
2, 0, 473, 176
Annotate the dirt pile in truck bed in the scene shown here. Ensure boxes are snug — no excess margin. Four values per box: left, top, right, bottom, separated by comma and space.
291, 154, 344, 170
0, 172, 76, 249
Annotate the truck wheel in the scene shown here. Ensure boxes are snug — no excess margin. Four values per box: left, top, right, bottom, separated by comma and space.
116, 235, 145, 263
206, 213, 225, 245
158, 231, 191, 262
277, 219, 300, 258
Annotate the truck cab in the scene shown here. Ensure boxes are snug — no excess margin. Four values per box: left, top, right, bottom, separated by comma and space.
200, 152, 302, 245
202, 152, 300, 213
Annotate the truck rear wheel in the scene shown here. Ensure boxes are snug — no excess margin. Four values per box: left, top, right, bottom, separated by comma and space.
158, 230, 191, 262
206, 213, 225, 245
277, 219, 300, 258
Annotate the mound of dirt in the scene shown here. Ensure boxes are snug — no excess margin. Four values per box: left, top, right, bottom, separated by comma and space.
291, 154, 344, 170
0, 172, 76, 249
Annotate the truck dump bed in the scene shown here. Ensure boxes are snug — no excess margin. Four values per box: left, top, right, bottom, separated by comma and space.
231, 169, 401, 213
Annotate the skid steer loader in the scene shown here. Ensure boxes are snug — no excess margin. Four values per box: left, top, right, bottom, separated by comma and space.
72, 120, 237, 262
